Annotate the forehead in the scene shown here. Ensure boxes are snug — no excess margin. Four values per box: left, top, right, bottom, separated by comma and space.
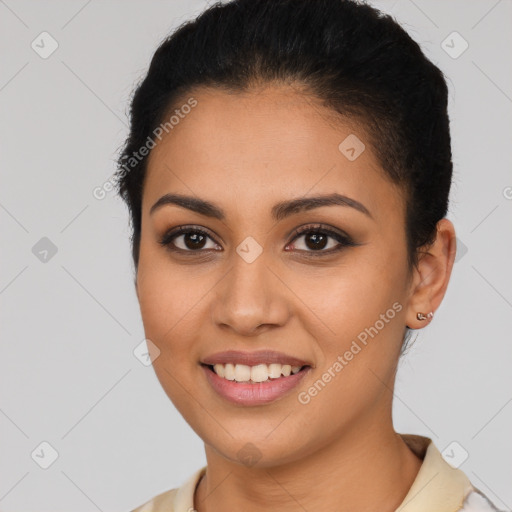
143, 85, 403, 222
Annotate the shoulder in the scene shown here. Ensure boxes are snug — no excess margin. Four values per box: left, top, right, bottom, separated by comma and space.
460, 487, 507, 512
129, 465, 207, 512
396, 434, 508, 512
130, 487, 179, 512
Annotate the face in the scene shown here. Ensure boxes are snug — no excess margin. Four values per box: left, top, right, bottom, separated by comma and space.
136, 84, 419, 467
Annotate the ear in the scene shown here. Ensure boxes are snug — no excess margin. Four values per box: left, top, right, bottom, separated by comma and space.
405, 218, 457, 329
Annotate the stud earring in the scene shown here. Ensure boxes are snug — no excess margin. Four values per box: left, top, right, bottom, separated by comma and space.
417, 311, 434, 321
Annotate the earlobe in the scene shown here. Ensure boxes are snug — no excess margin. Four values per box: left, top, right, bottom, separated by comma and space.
405, 311, 435, 330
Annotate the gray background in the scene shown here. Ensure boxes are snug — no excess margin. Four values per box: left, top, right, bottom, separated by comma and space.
0, 0, 511, 510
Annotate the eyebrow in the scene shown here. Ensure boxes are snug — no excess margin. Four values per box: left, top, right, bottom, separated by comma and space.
149, 192, 373, 221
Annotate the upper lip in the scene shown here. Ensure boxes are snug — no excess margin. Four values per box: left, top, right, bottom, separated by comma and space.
201, 350, 312, 368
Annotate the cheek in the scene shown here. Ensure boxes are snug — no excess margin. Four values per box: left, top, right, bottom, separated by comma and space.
291, 274, 403, 431
292, 252, 406, 379
136, 264, 205, 407
136, 252, 199, 361
137, 269, 174, 337
296, 257, 401, 332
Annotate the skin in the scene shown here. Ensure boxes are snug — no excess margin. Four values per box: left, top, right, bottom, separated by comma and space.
135, 84, 457, 512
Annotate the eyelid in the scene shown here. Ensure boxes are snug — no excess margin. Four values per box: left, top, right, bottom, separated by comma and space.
287, 223, 352, 243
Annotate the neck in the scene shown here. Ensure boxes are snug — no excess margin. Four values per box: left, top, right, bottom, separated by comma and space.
194, 417, 423, 512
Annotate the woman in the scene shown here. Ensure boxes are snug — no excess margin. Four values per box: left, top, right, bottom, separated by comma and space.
115, 0, 503, 510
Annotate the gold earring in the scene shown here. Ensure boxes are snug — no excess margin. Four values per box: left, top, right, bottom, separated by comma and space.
417, 311, 434, 321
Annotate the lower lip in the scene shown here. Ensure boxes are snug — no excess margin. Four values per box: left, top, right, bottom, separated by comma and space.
201, 364, 311, 406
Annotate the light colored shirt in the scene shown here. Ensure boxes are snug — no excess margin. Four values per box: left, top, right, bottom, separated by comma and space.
130, 434, 503, 512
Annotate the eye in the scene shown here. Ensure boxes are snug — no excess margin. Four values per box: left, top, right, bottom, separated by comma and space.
285, 224, 358, 255
158, 226, 221, 253
158, 223, 358, 256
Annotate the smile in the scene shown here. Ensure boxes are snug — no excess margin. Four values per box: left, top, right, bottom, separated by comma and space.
201, 363, 311, 406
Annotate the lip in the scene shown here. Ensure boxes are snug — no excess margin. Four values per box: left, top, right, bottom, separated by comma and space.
201, 350, 312, 367
201, 363, 312, 406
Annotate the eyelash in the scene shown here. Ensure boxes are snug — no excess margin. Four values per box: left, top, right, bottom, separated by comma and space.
158, 223, 358, 257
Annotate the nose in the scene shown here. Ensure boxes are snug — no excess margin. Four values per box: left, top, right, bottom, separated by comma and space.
209, 251, 291, 336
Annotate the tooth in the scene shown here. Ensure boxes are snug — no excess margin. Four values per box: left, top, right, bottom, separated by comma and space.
268, 363, 282, 378
213, 364, 225, 378
251, 364, 269, 382
224, 363, 236, 380
211, 362, 304, 381
234, 364, 251, 382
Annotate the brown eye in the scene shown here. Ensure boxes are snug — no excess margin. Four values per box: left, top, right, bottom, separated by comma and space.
287, 224, 358, 255
295, 232, 331, 251
159, 226, 220, 252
